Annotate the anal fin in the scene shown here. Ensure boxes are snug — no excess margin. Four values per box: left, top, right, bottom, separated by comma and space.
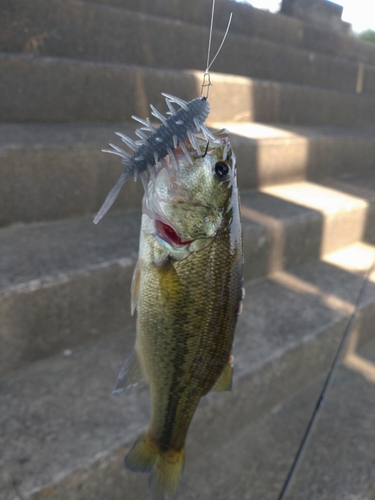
112, 350, 146, 396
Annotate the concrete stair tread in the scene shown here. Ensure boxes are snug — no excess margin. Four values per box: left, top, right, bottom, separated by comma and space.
219, 122, 375, 140
243, 173, 375, 257
181, 336, 375, 500
1, 246, 375, 499
4, 0, 375, 68
262, 180, 369, 214
3, 122, 375, 227
0, 214, 141, 293
0, 122, 139, 149
1, 1, 375, 498
3, 170, 375, 290
2, 0, 375, 96
2, 54, 375, 126
3, 122, 375, 148
1, 172, 375, 373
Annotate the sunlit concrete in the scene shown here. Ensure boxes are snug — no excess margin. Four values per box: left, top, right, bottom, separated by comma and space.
273, 270, 355, 315
324, 242, 375, 280
212, 122, 312, 138
190, 70, 256, 123
241, 205, 285, 273
262, 181, 369, 254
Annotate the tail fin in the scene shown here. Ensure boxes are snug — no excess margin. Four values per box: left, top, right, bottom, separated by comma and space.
125, 432, 185, 500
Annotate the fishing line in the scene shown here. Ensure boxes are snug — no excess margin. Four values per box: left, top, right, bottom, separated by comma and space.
277, 259, 375, 500
201, 0, 233, 99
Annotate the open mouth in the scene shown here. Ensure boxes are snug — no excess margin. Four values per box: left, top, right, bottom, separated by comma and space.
155, 219, 193, 247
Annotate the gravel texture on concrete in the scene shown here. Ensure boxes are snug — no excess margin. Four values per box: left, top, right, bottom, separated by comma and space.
1, 252, 375, 499
180, 336, 375, 499
2, 173, 375, 374
2, 123, 375, 226
2, 54, 375, 125
3, 0, 375, 65
1, 0, 373, 94
2, 170, 375, 374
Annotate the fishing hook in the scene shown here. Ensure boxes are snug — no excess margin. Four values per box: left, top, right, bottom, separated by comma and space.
201, 140, 210, 158
201, 0, 233, 99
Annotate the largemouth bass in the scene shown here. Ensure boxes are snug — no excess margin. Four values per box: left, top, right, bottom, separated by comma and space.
114, 129, 243, 499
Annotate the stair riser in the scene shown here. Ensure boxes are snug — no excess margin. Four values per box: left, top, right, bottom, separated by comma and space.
86, 0, 375, 67
2, 1, 374, 95
3, 132, 375, 227
83, 0, 375, 66
2, 55, 375, 126
4, 0, 374, 67
3, 244, 374, 498
25, 309, 374, 499
0, 146, 144, 227
0, 262, 136, 376
1, 191, 371, 376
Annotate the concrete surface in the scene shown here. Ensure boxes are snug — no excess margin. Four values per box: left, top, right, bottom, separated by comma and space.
2, 1, 375, 499
0, 213, 139, 374
3, 0, 374, 66
3, 54, 375, 125
2, 173, 375, 373
181, 335, 375, 499
1, 248, 375, 499
2, 123, 375, 226
0, 123, 144, 226
280, 0, 349, 34
1, 0, 373, 94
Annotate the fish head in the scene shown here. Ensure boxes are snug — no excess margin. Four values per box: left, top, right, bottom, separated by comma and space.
143, 129, 238, 249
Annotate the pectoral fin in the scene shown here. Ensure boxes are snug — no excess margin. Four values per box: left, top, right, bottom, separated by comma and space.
112, 350, 145, 396
155, 258, 183, 309
211, 356, 233, 392
131, 260, 141, 315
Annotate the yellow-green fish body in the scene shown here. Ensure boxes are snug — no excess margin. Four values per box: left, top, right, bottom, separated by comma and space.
115, 130, 243, 499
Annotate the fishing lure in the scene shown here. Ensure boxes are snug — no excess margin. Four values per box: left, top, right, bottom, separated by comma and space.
93, 0, 232, 225
93, 94, 213, 224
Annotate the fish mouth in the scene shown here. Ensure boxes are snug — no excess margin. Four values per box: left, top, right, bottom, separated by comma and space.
154, 219, 194, 247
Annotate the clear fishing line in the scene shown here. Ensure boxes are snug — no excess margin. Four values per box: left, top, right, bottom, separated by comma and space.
201, 0, 233, 99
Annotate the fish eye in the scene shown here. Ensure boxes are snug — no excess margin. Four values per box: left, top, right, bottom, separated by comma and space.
214, 161, 229, 179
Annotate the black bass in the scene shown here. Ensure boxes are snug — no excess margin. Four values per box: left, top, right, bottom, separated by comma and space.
114, 129, 243, 499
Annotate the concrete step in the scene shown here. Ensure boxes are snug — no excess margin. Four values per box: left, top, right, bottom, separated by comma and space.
1, 0, 374, 95
78, 0, 375, 67
2, 54, 375, 126
1, 243, 375, 499
1, 174, 375, 374
3, 122, 375, 227
5, 0, 372, 67
0, 123, 145, 227
181, 335, 375, 499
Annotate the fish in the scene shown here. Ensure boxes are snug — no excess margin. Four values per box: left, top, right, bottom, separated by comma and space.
113, 128, 243, 499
